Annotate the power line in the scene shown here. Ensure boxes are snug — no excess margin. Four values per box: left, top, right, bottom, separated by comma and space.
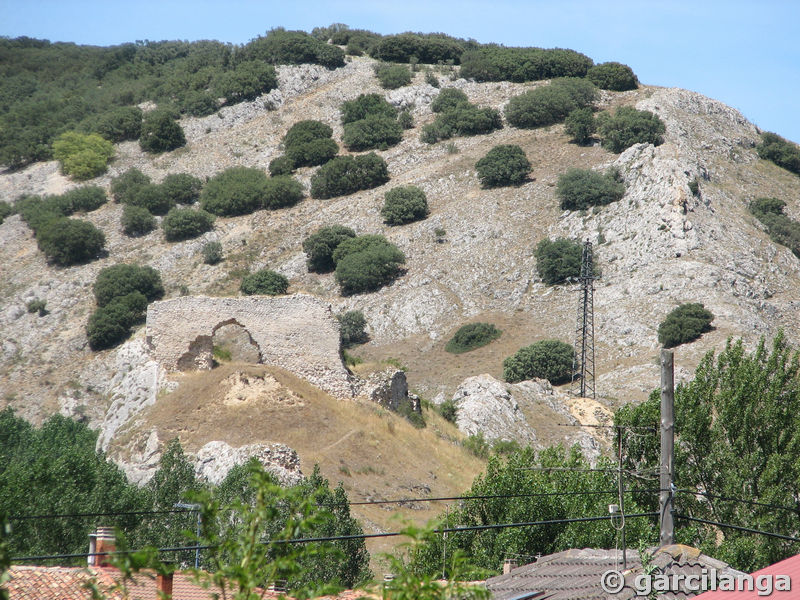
676, 489, 800, 515
676, 515, 800, 544
9, 489, 666, 521
10, 512, 660, 563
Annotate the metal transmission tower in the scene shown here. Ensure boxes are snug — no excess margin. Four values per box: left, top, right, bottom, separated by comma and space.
571, 240, 596, 399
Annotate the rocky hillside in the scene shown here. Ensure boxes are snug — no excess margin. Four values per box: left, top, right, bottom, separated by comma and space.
2, 55, 800, 493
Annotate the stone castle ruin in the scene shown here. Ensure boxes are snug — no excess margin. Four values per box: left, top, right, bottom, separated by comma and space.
145, 294, 354, 398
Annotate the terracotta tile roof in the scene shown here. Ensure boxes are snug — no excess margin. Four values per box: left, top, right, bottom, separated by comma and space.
4, 565, 272, 600
486, 544, 745, 600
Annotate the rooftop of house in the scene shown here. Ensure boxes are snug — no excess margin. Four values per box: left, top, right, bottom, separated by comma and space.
485, 544, 746, 600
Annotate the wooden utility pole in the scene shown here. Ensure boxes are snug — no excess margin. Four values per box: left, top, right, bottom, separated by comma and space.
659, 349, 675, 546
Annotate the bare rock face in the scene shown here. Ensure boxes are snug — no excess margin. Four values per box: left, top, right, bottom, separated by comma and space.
453, 374, 538, 445
452, 374, 602, 463
194, 440, 303, 486
95, 338, 173, 451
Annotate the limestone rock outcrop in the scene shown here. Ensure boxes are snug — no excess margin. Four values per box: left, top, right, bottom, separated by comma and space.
194, 440, 303, 486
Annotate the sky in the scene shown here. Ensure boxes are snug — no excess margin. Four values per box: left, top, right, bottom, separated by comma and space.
3, 0, 799, 143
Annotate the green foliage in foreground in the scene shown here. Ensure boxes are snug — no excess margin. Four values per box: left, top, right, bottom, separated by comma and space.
52, 131, 114, 180
240, 269, 289, 296
310, 153, 389, 199
445, 323, 502, 354
749, 197, 800, 258
657, 303, 714, 348
596, 106, 665, 153
756, 132, 800, 177
283, 120, 338, 168
0, 409, 370, 588
556, 167, 625, 210
408, 446, 653, 577
615, 332, 800, 572
503, 340, 575, 385
382, 185, 429, 225
535, 238, 584, 285
475, 144, 531, 187
302, 225, 357, 273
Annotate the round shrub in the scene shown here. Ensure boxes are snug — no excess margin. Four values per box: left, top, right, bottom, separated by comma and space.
200, 167, 269, 216
375, 64, 412, 89
310, 153, 390, 199
343, 115, 402, 151
302, 225, 357, 273
284, 120, 334, 148
445, 323, 502, 354
269, 155, 295, 176
657, 303, 714, 348
564, 107, 596, 145
86, 291, 148, 351
52, 131, 115, 181
111, 168, 151, 204
213, 61, 277, 103
556, 168, 625, 210
431, 88, 469, 113
162, 207, 215, 242
382, 186, 429, 225
596, 106, 665, 153
398, 110, 414, 130
421, 104, 502, 143
84, 106, 143, 142
130, 184, 174, 216
340, 94, 397, 125
263, 176, 304, 209
37, 218, 105, 266
285, 137, 338, 168
121, 204, 156, 237
93, 264, 164, 307
587, 62, 638, 91
59, 186, 107, 213
503, 340, 575, 385
333, 235, 406, 295
201, 241, 223, 265
139, 111, 186, 154
240, 269, 289, 296
181, 91, 217, 117
535, 238, 582, 285
505, 78, 597, 129
475, 145, 531, 188
160, 173, 203, 205
337, 310, 368, 348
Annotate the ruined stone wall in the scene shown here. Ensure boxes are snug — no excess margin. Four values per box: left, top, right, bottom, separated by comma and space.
145, 294, 353, 398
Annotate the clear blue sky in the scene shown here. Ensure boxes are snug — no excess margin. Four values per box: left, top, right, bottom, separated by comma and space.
4, 0, 799, 143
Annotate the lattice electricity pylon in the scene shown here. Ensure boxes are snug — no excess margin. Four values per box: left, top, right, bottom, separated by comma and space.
571, 240, 596, 399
